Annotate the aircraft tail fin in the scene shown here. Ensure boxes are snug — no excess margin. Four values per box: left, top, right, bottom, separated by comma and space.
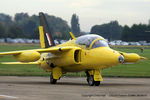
39, 12, 55, 48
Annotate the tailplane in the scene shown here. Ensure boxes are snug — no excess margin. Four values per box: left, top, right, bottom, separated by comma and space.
39, 12, 55, 48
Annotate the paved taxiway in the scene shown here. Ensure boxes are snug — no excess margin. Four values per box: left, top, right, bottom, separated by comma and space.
0, 76, 150, 100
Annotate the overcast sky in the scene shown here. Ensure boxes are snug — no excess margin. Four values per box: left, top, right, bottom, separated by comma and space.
0, 0, 150, 32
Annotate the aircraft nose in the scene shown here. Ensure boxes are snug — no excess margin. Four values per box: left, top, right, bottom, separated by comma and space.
118, 55, 124, 63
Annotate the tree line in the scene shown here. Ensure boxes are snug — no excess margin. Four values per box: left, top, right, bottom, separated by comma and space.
0, 12, 149, 42
0, 13, 71, 39
121, 24, 150, 42
90, 21, 150, 42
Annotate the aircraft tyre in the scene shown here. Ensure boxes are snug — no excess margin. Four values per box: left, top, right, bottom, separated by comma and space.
87, 75, 95, 86
87, 75, 101, 86
94, 81, 100, 86
50, 73, 57, 84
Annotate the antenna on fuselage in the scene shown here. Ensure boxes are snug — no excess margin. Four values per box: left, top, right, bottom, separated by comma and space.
69, 32, 76, 39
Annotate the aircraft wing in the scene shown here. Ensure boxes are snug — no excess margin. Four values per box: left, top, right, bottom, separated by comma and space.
0, 46, 81, 65
1, 62, 40, 64
0, 51, 22, 56
0, 46, 76, 56
35, 46, 73, 53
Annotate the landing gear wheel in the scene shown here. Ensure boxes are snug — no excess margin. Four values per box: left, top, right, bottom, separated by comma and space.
87, 75, 101, 86
94, 81, 100, 86
87, 75, 94, 86
50, 73, 57, 84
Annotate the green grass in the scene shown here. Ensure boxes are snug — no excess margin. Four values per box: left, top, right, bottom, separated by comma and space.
0, 44, 150, 77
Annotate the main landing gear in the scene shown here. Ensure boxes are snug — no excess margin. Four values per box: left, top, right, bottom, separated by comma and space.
49, 67, 62, 84
50, 73, 57, 84
86, 70, 103, 86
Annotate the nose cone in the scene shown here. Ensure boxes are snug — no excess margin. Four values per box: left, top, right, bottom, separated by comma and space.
89, 47, 125, 67
96, 47, 124, 66
118, 55, 124, 63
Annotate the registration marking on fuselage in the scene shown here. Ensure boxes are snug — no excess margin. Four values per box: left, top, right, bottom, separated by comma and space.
0, 95, 18, 99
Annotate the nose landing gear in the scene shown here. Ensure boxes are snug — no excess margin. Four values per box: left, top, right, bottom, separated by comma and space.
87, 75, 100, 86
86, 70, 103, 86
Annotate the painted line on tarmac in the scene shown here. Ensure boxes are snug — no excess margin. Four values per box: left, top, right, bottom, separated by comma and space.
0, 95, 18, 99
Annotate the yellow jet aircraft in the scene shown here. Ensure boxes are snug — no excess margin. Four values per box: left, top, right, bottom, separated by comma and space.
0, 12, 146, 86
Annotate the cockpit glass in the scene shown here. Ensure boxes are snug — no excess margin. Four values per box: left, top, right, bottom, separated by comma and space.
75, 34, 108, 48
92, 40, 108, 48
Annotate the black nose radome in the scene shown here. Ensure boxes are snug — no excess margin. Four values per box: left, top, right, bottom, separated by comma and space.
118, 55, 124, 63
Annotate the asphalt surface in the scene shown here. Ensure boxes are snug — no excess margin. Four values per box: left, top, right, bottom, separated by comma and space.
0, 76, 150, 100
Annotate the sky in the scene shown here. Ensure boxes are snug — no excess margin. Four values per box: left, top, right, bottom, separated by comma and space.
0, 0, 150, 32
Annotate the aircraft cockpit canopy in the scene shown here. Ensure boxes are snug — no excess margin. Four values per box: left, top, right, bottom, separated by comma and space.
75, 34, 108, 49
